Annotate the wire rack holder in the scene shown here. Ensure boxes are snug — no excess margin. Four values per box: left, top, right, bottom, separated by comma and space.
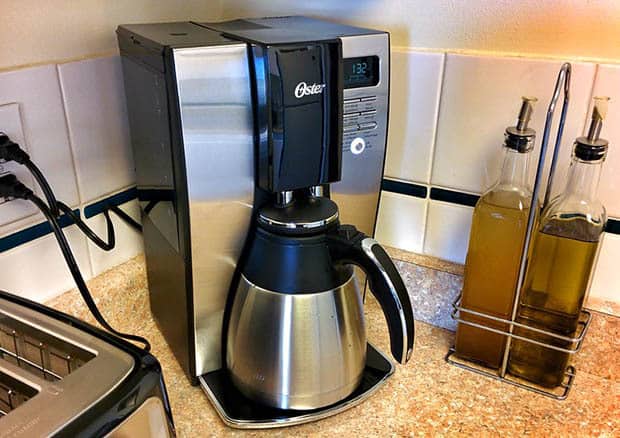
445, 63, 592, 400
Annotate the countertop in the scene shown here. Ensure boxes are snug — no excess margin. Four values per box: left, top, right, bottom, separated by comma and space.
47, 255, 619, 437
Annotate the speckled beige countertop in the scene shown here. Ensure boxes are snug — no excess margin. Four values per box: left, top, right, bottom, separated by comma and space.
47, 255, 619, 437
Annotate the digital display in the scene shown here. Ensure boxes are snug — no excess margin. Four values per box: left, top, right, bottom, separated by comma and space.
343, 56, 379, 89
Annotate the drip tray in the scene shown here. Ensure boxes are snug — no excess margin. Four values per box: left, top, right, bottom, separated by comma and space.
199, 344, 394, 429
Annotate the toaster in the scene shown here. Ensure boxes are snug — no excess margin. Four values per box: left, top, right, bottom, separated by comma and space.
0, 290, 174, 437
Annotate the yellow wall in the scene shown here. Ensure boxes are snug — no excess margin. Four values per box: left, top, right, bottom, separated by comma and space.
221, 0, 620, 62
3, 1, 619, 71
0, 0, 222, 70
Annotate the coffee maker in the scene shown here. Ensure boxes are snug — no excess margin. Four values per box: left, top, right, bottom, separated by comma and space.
117, 16, 414, 428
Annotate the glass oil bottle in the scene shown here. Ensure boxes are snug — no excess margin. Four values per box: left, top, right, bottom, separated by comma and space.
455, 97, 538, 369
508, 97, 610, 388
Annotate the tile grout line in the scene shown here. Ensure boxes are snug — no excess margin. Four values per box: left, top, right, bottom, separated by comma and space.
84, 184, 138, 208
425, 52, 447, 195
583, 64, 601, 135
83, 186, 138, 218
581, 63, 600, 136
54, 64, 94, 280
420, 197, 430, 255
0, 51, 119, 74
55, 65, 85, 207
390, 45, 620, 66
421, 51, 449, 254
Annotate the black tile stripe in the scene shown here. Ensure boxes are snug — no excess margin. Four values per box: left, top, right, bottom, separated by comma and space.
0, 186, 139, 253
430, 187, 480, 208
84, 187, 138, 218
606, 218, 620, 234
379, 180, 620, 236
0, 210, 79, 253
1, 183, 619, 254
424, 185, 620, 236
381, 179, 427, 198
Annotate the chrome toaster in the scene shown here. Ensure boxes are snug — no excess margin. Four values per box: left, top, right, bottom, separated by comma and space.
0, 290, 174, 437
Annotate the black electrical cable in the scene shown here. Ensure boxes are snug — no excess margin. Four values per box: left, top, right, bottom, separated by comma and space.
25, 157, 139, 244
0, 134, 59, 217
27, 193, 151, 351
24, 159, 60, 217
1, 134, 138, 236
108, 204, 143, 233
56, 201, 116, 251
1, 138, 148, 349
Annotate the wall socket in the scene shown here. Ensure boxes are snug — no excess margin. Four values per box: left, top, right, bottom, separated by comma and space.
0, 103, 38, 232
0, 169, 12, 205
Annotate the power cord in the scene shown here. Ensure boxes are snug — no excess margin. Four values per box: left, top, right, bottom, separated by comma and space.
108, 204, 142, 233
0, 174, 151, 351
1, 133, 60, 217
0, 132, 141, 248
57, 201, 116, 251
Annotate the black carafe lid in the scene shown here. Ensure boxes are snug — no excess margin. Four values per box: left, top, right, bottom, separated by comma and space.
246, 196, 349, 293
258, 196, 339, 235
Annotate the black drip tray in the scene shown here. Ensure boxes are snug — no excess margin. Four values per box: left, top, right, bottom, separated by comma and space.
199, 344, 394, 428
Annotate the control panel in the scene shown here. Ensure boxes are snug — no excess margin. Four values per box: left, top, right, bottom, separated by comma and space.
331, 33, 389, 240
342, 95, 380, 155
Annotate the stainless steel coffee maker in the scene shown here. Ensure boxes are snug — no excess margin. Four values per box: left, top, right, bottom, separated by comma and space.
117, 16, 415, 428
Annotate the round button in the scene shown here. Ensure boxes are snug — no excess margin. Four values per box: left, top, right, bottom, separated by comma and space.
350, 137, 366, 155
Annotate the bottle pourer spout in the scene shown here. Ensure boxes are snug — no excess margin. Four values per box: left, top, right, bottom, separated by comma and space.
574, 96, 610, 161
505, 96, 537, 152
587, 96, 610, 142
516, 96, 538, 131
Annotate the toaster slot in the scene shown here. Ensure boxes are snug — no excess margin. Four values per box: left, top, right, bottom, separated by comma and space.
0, 371, 38, 417
0, 294, 136, 434
0, 313, 95, 381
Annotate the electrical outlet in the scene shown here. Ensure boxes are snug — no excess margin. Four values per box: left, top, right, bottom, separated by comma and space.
0, 171, 11, 205
0, 103, 38, 233
0, 172, 8, 205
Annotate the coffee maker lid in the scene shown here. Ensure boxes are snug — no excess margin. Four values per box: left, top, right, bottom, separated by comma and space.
257, 197, 339, 234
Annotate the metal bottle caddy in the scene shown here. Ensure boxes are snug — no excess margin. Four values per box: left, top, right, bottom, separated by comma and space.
445, 63, 593, 400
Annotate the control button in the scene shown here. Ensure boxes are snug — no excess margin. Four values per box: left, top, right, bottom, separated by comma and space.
359, 122, 377, 130
360, 109, 377, 116
350, 137, 366, 155
343, 112, 359, 119
344, 98, 362, 104
343, 124, 359, 132
360, 96, 377, 102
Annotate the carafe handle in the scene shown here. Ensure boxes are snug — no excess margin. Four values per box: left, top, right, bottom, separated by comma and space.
328, 224, 415, 364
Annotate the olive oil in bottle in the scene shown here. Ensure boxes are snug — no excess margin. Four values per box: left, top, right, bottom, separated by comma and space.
455, 97, 537, 369
508, 97, 610, 387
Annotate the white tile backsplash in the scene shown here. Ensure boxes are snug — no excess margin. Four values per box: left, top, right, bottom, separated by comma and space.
0, 226, 91, 302
589, 64, 620, 218
375, 191, 426, 253
84, 199, 143, 277
0, 58, 138, 303
1, 51, 619, 313
58, 56, 135, 204
385, 50, 444, 184
423, 201, 474, 264
432, 54, 596, 196
589, 232, 620, 307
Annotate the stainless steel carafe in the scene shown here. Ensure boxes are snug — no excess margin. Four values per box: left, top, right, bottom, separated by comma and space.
226, 195, 415, 410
